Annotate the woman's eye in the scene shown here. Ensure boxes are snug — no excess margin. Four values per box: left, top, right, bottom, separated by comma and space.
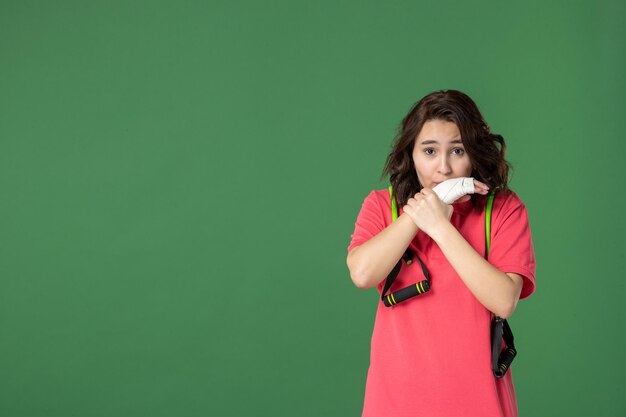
425, 148, 435, 155
452, 148, 465, 155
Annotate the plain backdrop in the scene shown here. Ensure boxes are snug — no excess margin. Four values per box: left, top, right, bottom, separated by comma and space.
1, 1, 624, 416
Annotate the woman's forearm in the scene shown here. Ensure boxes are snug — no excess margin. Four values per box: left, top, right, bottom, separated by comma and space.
347, 213, 419, 289
430, 221, 523, 318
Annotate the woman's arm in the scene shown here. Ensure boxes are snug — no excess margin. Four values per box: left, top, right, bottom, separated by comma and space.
403, 188, 524, 318
430, 222, 524, 318
346, 213, 420, 289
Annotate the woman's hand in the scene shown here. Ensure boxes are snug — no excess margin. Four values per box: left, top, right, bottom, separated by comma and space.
402, 188, 453, 237
433, 177, 490, 204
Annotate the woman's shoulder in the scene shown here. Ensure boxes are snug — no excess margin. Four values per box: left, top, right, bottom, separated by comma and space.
493, 189, 527, 211
361, 188, 393, 206
356, 188, 394, 223
489, 189, 531, 228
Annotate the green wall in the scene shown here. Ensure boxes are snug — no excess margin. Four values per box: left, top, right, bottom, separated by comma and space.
1, 1, 624, 415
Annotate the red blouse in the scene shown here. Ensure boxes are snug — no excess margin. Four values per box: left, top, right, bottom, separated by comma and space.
348, 189, 536, 417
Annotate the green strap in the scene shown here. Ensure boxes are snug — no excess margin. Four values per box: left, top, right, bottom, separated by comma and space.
485, 190, 498, 319
389, 184, 496, 266
389, 185, 495, 258
389, 185, 495, 237
485, 191, 495, 259
389, 185, 398, 222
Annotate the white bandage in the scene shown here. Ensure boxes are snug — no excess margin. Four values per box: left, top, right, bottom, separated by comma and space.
432, 177, 475, 204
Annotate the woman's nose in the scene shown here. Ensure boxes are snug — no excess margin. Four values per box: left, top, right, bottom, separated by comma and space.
438, 156, 452, 174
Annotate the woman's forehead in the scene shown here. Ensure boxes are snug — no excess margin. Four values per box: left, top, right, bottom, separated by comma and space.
416, 120, 461, 143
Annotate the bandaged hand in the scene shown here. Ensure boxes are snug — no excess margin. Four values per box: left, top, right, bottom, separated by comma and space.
432, 177, 481, 204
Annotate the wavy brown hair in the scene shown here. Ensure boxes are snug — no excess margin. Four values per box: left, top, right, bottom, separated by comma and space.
381, 89, 511, 208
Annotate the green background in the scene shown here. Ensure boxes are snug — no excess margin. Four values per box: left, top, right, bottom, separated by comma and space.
1, 1, 624, 416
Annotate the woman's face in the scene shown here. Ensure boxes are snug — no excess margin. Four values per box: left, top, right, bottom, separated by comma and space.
412, 119, 473, 196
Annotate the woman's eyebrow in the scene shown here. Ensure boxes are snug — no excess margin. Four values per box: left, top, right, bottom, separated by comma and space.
420, 139, 463, 145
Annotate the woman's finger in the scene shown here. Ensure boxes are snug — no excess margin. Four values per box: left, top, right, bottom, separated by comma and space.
422, 188, 444, 203
473, 179, 490, 190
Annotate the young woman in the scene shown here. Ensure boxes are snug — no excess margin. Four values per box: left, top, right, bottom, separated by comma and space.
347, 90, 536, 417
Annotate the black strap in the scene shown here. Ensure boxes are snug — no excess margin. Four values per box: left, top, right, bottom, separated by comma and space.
491, 317, 517, 377
381, 249, 431, 307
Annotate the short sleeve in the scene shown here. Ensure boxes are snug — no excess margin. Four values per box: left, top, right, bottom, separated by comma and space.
347, 190, 387, 254
488, 192, 537, 299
